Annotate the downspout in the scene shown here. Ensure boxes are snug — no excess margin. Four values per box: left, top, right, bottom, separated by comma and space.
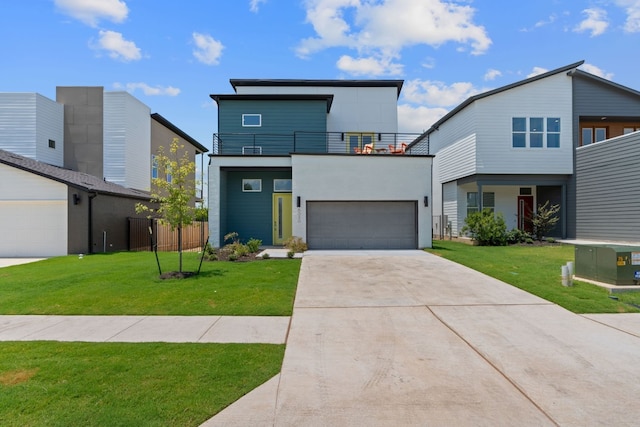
88, 192, 98, 254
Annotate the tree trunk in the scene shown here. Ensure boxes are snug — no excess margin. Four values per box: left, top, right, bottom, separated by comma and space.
178, 224, 183, 273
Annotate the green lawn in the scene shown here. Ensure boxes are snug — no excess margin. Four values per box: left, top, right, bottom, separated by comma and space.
0, 251, 299, 425
426, 240, 640, 313
0, 342, 283, 427
0, 251, 301, 315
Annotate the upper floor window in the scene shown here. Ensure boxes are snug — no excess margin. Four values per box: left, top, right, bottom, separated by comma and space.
151, 155, 158, 179
547, 118, 561, 148
242, 114, 261, 127
530, 118, 544, 148
581, 127, 607, 146
512, 117, 561, 148
512, 118, 526, 148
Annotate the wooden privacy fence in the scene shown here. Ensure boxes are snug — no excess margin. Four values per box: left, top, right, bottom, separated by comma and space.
128, 218, 208, 252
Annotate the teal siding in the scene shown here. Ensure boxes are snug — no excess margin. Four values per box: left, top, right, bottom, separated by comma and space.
222, 170, 292, 245
218, 100, 327, 154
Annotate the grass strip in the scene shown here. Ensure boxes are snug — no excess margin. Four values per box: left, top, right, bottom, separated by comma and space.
0, 252, 300, 316
0, 341, 283, 427
426, 241, 640, 314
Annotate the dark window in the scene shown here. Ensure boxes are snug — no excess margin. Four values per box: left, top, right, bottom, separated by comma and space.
48, 139, 55, 149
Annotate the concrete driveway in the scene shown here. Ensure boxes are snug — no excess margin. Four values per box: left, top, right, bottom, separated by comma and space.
206, 250, 640, 426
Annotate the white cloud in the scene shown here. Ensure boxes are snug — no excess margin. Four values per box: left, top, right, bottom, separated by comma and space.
402, 79, 484, 108
527, 66, 548, 78
192, 32, 224, 65
336, 54, 403, 76
398, 104, 448, 133
296, 0, 492, 74
250, 0, 267, 13
579, 63, 614, 80
574, 8, 609, 37
55, 0, 128, 27
113, 82, 181, 96
615, 0, 640, 32
93, 30, 141, 61
484, 68, 502, 81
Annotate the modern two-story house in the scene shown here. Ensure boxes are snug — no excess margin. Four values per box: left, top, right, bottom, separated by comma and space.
208, 79, 433, 250
409, 61, 640, 240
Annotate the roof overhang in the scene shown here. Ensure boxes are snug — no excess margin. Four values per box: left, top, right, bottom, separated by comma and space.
209, 94, 335, 113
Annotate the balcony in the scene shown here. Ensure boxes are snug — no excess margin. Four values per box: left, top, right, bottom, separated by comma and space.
212, 132, 428, 155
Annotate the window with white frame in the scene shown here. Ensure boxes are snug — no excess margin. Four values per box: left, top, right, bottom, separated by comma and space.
273, 179, 292, 192
467, 191, 495, 216
151, 154, 158, 179
547, 118, 561, 148
242, 179, 262, 192
242, 114, 261, 127
512, 117, 561, 148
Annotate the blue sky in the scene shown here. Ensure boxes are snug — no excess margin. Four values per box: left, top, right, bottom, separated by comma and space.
2, 0, 640, 151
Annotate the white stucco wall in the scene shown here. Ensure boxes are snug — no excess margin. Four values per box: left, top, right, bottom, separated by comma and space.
291, 154, 433, 248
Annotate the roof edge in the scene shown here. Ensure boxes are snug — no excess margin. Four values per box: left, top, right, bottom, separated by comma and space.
409, 60, 585, 147
150, 113, 208, 153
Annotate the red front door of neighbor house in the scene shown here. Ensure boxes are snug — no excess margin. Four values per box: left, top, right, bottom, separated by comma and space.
517, 195, 534, 233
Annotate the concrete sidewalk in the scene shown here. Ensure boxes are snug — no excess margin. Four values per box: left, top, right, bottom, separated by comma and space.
205, 251, 640, 426
0, 315, 290, 344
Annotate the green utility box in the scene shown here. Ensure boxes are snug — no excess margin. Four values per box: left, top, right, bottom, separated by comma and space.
575, 245, 640, 286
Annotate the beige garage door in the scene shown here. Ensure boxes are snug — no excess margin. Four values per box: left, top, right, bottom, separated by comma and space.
307, 201, 417, 249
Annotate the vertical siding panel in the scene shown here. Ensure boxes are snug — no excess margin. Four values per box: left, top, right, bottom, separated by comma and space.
104, 92, 151, 190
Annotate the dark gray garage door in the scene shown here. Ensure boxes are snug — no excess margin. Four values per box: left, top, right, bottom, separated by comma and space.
307, 201, 417, 249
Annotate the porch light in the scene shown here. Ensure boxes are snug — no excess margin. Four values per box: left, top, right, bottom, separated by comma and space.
424, 196, 429, 207
297, 196, 301, 208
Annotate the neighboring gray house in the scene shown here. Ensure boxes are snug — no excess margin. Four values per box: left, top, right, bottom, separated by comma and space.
209, 79, 433, 249
0, 87, 207, 256
575, 130, 640, 242
0, 149, 150, 257
409, 61, 640, 240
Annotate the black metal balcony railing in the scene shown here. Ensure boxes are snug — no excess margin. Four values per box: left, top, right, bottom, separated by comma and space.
211, 132, 428, 155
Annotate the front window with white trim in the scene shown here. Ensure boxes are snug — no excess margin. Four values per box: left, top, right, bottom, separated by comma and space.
242, 114, 262, 127
242, 179, 262, 192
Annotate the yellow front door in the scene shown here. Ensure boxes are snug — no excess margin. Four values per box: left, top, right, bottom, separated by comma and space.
272, 193, 292, 245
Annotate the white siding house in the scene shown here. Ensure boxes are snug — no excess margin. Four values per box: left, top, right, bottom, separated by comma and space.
104, 92, 151, 191
412, 61, 580, 238
0, 93, 64, 167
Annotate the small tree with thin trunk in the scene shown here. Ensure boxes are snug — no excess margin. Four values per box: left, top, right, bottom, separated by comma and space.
529, 200, 561, 241
136, 138, 197, 276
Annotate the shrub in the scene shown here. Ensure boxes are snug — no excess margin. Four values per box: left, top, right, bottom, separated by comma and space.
529, 200, 561, 241
506, 228, 530, 244
284, 236, 308, 253
246, 238, 262, 253
261, 253, 270, 260
460, 209, 507, 246
287, 250, 295, 259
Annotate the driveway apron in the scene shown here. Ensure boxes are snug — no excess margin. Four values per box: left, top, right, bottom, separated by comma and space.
206, 251, 640, 426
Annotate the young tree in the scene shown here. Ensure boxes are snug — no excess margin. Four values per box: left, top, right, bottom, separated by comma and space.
137, 138, 197, 275
530, 200, 561, 241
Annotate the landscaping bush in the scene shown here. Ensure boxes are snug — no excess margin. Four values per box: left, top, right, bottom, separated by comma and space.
460, 209, 507, 246
246, 238, 262, 253
284, 236, 308, 253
